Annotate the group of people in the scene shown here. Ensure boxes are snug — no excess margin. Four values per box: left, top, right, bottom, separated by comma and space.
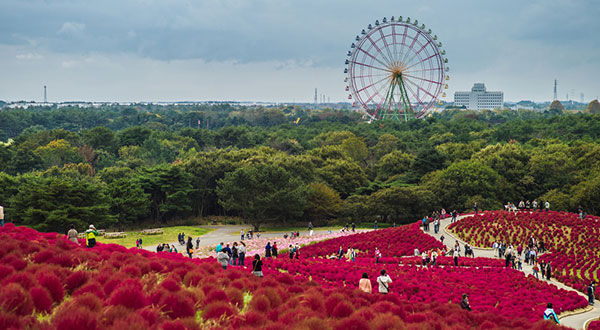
505, 200, 550, 212
156, 243, 178, 253
422, 209, 458, 233
240, 229, 260, 240
135, 238, 143, 248
358, 270, 393, 294
216, 241, 248, 267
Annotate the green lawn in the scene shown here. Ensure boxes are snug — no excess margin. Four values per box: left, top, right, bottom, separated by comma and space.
96, 226, 213, 248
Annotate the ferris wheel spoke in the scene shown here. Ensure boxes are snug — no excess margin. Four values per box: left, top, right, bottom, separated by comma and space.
351, 60, 392, 73
353, 73, 389, 80
356, 47, 392, 71
392, 25, 399, 64
397, 25, 409, 66
402, 73, 442, 85
400, 30, 422, 65
355, 75, 391, 94
403, 81, 427, 110
404, 77, 437, 100
403, 53, 439, 71
365, 35, 393, 66
403, 40, 433, 69
378, 27, 397, 66
405, 67, 442, 74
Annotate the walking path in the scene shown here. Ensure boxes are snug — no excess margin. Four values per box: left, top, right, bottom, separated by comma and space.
142, 225, 343, 253
423, 214, 599, 329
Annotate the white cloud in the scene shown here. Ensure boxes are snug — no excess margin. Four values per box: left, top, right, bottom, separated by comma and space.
16, 53, 43, 60
58, 22, 85, 37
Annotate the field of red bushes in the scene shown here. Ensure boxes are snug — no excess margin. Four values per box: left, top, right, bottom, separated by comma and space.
265, 257, 587, 322
0, 220, 580, 329
589, 320, 600, 330
449, 210, 600, 299
301, 222, 445, 258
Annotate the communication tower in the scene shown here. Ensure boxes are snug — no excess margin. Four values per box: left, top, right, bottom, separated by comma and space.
44, 85, 47, 103
553, 80, 557, 101
314, 88, 318, 105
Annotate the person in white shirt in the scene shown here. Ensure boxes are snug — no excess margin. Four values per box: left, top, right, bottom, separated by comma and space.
377, 270, 392, 294
0, 204, 4, 227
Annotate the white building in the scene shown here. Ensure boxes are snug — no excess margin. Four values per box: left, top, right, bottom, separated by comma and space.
454, 83, 504, 110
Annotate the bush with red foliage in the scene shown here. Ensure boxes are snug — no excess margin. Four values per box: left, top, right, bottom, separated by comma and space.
29, 287, 53, 313
301, 221, 445, 258
450, 210, 600, 299
588, 320, 600, 330
0, 222, 574, 330
36, 272, 65, 303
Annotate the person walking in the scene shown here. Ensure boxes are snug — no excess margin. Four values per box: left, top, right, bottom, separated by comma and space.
252, 254, 263, 277
238, 242, 247, 266
532, 262, 540, 279
375, 247, 381, 264
351, 223, 356, 232
265, 242, 272, 258
231, 242, 239, 265
196, 237, 200, 250
241, 229, 245, 241
545, 201, 550, 212
289, 245, 294, 259
545, 262, 552, 280
460, 294, 472, 311
588, 281, 596, 306
0, 203, 4, 227
85, 225, 98, 248
440, 235, 445, 245
138, 237, 143, 248
441, 208, 446, 219
358, 273, 372, 293
451, 210, 457, 223
186, 237, 194, 259
216, 242, 223, 254
67, 225, 79, 244
543, 303, 559, 324
377, 270, 392, 294
272, 242, 278, 257
434, 218, 439, 234
453, 250, 459, 266
217, 249, 229, 269
374, 220, 378, 230
473, 202, 478, 214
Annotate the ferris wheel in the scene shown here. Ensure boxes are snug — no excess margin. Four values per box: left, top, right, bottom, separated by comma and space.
344, 16, 449, 121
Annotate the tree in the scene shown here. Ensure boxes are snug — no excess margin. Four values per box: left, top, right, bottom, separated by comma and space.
34, 139, 82, 169
82, 126, 117, 153
586, 99, 600, 114
375, 150, 413, 181
372, 133, 401, 159
316, 159, 368, 197
106, 178, 151, 227
304, 182, 342, 225
134, 164, 193, 222
371, 186, 436, 224
10, 173, 115, 232
340, 136, 368, 164
549, 100, 565, 112
217, 163, 307, 230
423, 160, 501, 211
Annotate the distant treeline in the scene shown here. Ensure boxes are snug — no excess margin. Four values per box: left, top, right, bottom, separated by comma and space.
1, 104, 600, 232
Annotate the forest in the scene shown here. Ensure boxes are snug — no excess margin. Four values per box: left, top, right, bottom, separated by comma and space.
1, 103, 600, 232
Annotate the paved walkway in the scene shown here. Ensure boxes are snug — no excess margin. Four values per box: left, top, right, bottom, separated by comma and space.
142, 225, 339, 252
423, 214, 599, 330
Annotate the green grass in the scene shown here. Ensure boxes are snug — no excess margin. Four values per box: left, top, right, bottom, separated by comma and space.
96, 226, 213, 248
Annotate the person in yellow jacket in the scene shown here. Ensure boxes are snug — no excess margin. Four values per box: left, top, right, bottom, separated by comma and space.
85, 224, 98, 248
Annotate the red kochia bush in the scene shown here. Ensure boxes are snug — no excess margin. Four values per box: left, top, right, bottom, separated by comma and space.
0, 283, 34, 316
202, 301, 236, 320
52, 306, 98, 330
160, 279, 181, 292
160, 293, 196, 319
36, 272, 65, 303
30, 287, 53, 313
65, 270, 88, 293
332, 301, 354, 318
108, 283, 148, 310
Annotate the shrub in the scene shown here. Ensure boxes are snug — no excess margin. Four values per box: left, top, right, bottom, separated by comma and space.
30, 287, 53, 313
332, 301, 354, 318
36, 272, 65, 303
108, 284, 148, 310
160, 279, 181, 292
160, 293, 195, 319
202, 301, 236, 320
52, 306, 98, 330
0, 283, 34, 316
65, 271, 88, 293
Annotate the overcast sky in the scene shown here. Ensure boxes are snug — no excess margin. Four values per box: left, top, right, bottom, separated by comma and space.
1, 0, 599, 103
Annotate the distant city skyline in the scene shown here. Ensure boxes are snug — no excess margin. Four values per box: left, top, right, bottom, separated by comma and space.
1, 0, 599, 103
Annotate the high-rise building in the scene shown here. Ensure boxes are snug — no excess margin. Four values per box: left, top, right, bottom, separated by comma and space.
454, 83, 503, 110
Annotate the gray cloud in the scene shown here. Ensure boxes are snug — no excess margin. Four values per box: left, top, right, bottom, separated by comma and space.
0, 0, 599, 102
